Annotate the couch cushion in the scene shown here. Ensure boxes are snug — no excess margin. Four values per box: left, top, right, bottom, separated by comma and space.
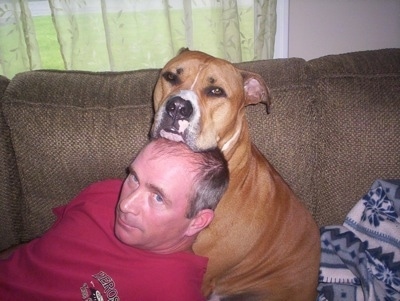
0, 75, 9, 94
237, 58, 318, 216
2, 70, 158, 241
0, 75, 24, 250
308, 49, 400, 226
246, 85, 317, 215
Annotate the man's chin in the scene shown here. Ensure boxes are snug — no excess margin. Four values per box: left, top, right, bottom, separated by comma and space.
114, 218, 142, 245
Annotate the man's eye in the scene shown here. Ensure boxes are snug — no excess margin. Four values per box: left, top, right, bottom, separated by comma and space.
129, 174, 138, 184
154, 194, 163, 203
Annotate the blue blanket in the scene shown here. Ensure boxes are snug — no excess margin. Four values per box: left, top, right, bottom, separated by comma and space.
317, 179, 400, 301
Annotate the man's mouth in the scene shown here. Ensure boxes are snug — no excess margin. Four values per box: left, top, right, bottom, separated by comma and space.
117, 214, 142, 231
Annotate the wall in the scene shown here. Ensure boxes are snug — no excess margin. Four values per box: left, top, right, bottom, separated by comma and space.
288, 0, 400, 60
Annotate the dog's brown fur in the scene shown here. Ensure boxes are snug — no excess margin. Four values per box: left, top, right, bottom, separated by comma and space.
152, 50, 320, 300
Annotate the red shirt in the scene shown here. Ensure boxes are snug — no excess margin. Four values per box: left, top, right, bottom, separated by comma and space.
0, 179, 207, 301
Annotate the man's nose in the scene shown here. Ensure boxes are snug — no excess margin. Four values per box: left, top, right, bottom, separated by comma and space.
119, 190, 142, 215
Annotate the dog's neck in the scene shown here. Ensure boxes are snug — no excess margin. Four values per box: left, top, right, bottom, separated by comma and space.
220, 126, 241, 154
220, 121, 253, 173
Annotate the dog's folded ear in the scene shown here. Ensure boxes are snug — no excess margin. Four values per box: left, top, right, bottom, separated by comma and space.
241, 70, 271, 114
177, 47, 190, 56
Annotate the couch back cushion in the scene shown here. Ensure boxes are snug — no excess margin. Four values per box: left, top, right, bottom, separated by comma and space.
309, 49, 400, 226
0, 75, 24, 250
2, 70, 158, 241
2, 58, 317, 242
237, 58, 317, 216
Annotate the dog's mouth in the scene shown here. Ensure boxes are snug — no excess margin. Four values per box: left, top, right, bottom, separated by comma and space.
159, 129, 185, 142
153, 94, 194, 142
153, 115, 191, 142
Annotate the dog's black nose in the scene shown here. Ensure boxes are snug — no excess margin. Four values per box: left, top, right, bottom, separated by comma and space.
166, 96, 193, 119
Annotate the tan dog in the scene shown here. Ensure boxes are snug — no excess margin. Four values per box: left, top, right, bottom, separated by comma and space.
151, 49, 320, 301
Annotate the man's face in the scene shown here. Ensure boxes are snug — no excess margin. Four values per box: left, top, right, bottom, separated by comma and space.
115, 143, 197, 254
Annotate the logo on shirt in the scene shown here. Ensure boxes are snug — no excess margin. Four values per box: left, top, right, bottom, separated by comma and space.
80, 271, 120, 301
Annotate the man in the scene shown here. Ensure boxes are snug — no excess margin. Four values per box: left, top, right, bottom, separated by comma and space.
0, 138, 229, 300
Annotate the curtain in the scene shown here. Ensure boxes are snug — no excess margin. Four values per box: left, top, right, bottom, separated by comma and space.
0, 0, 277, 78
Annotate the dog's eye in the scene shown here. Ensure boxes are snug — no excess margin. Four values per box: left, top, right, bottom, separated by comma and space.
206, 87, 226, 97
162, 71, 180, 85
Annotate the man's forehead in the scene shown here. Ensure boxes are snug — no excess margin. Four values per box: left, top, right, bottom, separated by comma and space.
133, 145, 196, 203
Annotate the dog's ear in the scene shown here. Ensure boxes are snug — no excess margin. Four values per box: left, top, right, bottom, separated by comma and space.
241, 71, 271, 114
177, 47, 190, 56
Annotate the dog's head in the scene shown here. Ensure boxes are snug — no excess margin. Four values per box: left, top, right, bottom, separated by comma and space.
151, 49, 270, 153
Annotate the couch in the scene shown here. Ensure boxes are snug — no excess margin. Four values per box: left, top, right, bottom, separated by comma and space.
1, 48, 399, 252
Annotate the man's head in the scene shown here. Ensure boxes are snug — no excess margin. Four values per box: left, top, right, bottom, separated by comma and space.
115, 138, 229, 254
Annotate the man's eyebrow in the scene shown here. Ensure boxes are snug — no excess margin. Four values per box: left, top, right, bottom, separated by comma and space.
128, 165, 139, 180
148, 183, 170, 204
128, 165, 135, 175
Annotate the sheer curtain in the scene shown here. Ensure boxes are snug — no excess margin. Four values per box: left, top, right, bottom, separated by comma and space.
0, 0, 277, 78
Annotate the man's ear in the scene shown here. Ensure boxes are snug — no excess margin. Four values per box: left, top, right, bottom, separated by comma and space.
185, 209, 215, 237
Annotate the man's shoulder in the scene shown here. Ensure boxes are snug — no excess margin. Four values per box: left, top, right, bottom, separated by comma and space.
51, 179, 123, 234
131, 251, 207, 301
68, 179, 123, 206
156, 251, 208, 283
81, 179, 123, 195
